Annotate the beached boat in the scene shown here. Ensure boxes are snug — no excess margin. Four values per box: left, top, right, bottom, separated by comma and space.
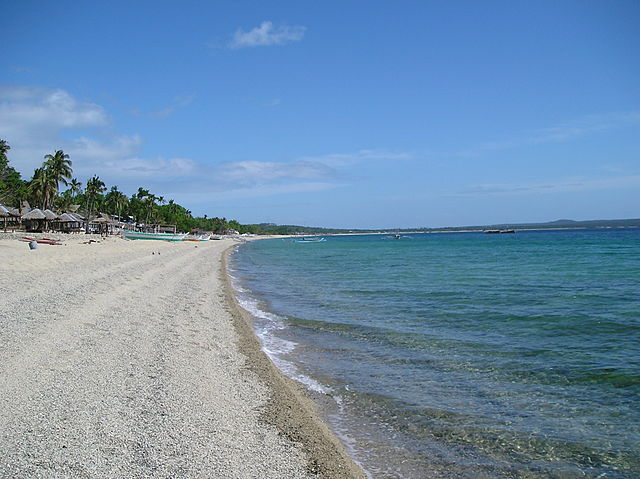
122, 230, 187, 241
183, 234, 211, 242
20, 236, 63, 245
295, 237, 326, 243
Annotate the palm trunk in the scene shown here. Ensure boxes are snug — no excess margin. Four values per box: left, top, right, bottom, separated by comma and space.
85, 199, 92, 234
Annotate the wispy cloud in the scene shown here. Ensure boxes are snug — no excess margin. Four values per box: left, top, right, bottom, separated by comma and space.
0, 86, 108, 142
0, 85, 382, 200
301, 149, 413, 168
229, 21, 306, 49
456, 175, 640, 196
214, 159, 337, 186
171, 181, 342, 204
130, 94, 195, 119
10, 65, 34, 73
263, 98, 281, 107
0, 86, 192, 185
456, 112, 640, 157
0, 85, 414, 206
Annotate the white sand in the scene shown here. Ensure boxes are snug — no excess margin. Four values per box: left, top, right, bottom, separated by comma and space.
0, 235, 364, 478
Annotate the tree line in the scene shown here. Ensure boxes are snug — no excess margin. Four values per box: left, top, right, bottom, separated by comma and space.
0, 140, 261, 234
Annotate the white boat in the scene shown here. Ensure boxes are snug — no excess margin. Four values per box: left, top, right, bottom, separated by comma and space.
122, 230, 187, 241
295, 237, 326, 243
183, 234, 211, 242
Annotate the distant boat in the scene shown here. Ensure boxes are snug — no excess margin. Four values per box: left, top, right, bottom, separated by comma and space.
295, 237, 326, 243
122, 230, 187, 241
484, 229, 516, 234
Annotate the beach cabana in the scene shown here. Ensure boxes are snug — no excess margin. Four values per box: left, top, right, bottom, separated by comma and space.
42, 209, 58, 231
21, 208, 47, 232
42, 209, 58, 221
0, 205, 10, 232
92, 215, 118, 236
53, 213, 78, 233
67, 212, 85, 232
5, 206, 22, 230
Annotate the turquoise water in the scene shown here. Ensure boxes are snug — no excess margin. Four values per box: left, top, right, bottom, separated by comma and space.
230, 230, 640, 478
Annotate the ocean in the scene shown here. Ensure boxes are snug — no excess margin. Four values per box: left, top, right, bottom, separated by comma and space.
228, 229, 640, 479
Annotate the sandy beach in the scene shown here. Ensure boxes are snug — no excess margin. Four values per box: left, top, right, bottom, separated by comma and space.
0, 234, 364, 478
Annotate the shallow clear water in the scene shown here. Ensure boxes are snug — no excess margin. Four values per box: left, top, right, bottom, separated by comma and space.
230, 230, 640, 478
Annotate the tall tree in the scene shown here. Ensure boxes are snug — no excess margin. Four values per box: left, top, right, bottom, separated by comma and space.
84, 175, 106, 233
69, 178, 82, 198
29, 167, 57, 210
145, 193, 157, 224
43, 150, 73, 197
105, 185, 128, 220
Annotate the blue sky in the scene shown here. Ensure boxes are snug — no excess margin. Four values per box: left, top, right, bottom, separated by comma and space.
2, 0, 639, 228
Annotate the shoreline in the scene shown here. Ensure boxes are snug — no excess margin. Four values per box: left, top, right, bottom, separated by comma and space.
222, 245, 366, 478
0, 233, 364, 478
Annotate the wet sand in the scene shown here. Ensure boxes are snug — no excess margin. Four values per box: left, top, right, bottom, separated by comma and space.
0, 234, 365, 478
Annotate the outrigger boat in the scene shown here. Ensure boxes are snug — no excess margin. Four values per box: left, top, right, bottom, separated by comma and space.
122, 230, 187, 241
295, 237, 326, 243
20, 236, 63, 245
183, 234, 211, 242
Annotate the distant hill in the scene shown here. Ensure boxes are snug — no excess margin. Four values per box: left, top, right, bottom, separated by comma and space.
248, 218, 640, 235
433, 218, 640, 232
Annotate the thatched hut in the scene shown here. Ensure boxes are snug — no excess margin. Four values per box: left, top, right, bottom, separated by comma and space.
3, 206, 21, 231
0, 205, 10, 232
92, 215, 118, 236
42, 209, 58, 221
42, 209, 58, 231
53, 213, 78, 233
21, 208, 47, 232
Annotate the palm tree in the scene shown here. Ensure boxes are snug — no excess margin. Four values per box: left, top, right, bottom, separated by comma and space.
84, 175, 106, 233
43, 150, 73, 197
105, 185, 128, 220
145, 193, 157, 224
114, 191, 128, 222
69, 178, 82, 198
29, 167, 57, 210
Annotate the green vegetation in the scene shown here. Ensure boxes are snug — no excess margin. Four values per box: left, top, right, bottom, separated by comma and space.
0, 139, 262, 234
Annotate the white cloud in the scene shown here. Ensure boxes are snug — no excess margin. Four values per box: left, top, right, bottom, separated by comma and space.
0, 86, 108, 146
0, 86, 195, 186
171, 181, 342, 204
0, 85, 408, 205
215, 159, 336, 185
229, 21, 306, 49
100, 157, 199, 179
301, 149, 413, 168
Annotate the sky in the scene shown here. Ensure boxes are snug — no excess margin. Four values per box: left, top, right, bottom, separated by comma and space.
1, 0, 639, 228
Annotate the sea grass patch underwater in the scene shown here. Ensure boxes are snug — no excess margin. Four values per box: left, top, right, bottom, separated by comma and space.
231, 229, 640, 478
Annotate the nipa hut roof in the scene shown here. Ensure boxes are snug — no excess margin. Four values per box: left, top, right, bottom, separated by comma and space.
0, 205, 9, 217
42, 209, 58, 220
69, 212, 84, 221
56, 213, 76, 222
22, 208, 46, 220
